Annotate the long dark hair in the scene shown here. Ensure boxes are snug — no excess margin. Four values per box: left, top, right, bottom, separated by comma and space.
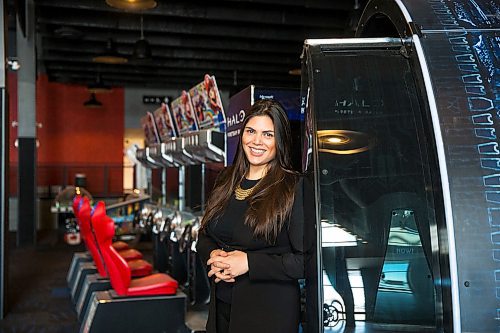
201, 99, 298, 243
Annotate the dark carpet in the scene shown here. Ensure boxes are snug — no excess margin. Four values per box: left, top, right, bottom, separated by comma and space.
0, 231, 81, 333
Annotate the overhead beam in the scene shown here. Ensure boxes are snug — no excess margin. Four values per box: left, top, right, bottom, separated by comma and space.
36, 9, 340, 42
32, 0, 349, 89
48, 72, 299, 90
46, 71, 297, 88
44, 63, 297, 82
41, 39, 301, 65
35, 0, 352, 28
41, 55, 298, 73
203, 0, 358, 10
39, 32, 303, 54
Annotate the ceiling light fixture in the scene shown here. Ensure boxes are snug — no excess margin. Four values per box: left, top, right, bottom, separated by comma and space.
105, 0, 157, 10
92, 38, 128, 64
83, 93, 103, 108
87, 74, 112, 94
133, 15, 152, 60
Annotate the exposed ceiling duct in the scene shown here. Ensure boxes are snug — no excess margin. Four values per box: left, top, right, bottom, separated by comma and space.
30, 0, 367, 90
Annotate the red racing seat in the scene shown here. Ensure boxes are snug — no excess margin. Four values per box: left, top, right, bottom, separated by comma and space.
73, 195, 131, 252
111, 241, 129, 251
78, 199, 152, 278
72, 195, 83, 215
92, 202, 178, 296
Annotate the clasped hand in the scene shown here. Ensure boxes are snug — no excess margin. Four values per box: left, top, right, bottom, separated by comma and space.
207, 249, 248, 283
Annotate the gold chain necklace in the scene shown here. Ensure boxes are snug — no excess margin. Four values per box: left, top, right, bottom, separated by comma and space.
234, 182, 258, 201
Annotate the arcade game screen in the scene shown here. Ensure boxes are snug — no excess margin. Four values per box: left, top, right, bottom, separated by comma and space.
171, 90, 198, 135
140, 111, 161, 145
189, 74, 225, 131
153, 103, 176, 141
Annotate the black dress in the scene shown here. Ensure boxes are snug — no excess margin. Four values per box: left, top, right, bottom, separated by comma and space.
197, 177, 309, 333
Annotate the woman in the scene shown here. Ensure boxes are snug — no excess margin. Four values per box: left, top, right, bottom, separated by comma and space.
197, 99, 308, 333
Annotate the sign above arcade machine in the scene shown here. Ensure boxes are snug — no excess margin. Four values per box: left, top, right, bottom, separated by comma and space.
182, 74, 226, 164
136, 74, 227, 167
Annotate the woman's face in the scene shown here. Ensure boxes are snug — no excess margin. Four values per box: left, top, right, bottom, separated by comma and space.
242, 115, 276, 175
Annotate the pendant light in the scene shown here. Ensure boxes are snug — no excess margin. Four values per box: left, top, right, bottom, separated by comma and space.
93, 38, 128, 64
83, 93, 103, 108
106, 0, 157, 10
133, 15, 152, 60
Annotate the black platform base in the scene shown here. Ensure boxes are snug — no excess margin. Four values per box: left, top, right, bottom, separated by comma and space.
66, 252, 92, 286
81, 290, 189, 333
70, 262, 97, 304
75, 274, 111, 322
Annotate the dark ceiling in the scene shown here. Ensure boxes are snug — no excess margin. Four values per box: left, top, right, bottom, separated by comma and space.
14, 0, 367, 92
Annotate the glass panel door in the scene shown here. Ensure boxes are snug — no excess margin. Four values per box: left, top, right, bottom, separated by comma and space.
306, 39, 444, 332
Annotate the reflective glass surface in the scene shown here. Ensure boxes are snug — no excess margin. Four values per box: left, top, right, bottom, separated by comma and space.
307, 42, 443, 332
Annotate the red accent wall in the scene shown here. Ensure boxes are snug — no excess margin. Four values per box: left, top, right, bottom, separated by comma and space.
36, 75, 124, 164
9, 73, 125, 196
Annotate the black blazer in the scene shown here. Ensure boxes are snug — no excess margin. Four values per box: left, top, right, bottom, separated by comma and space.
197, 176, 311, 333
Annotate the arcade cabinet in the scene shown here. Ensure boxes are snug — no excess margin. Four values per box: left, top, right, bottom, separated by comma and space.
301, 0, 499, 332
